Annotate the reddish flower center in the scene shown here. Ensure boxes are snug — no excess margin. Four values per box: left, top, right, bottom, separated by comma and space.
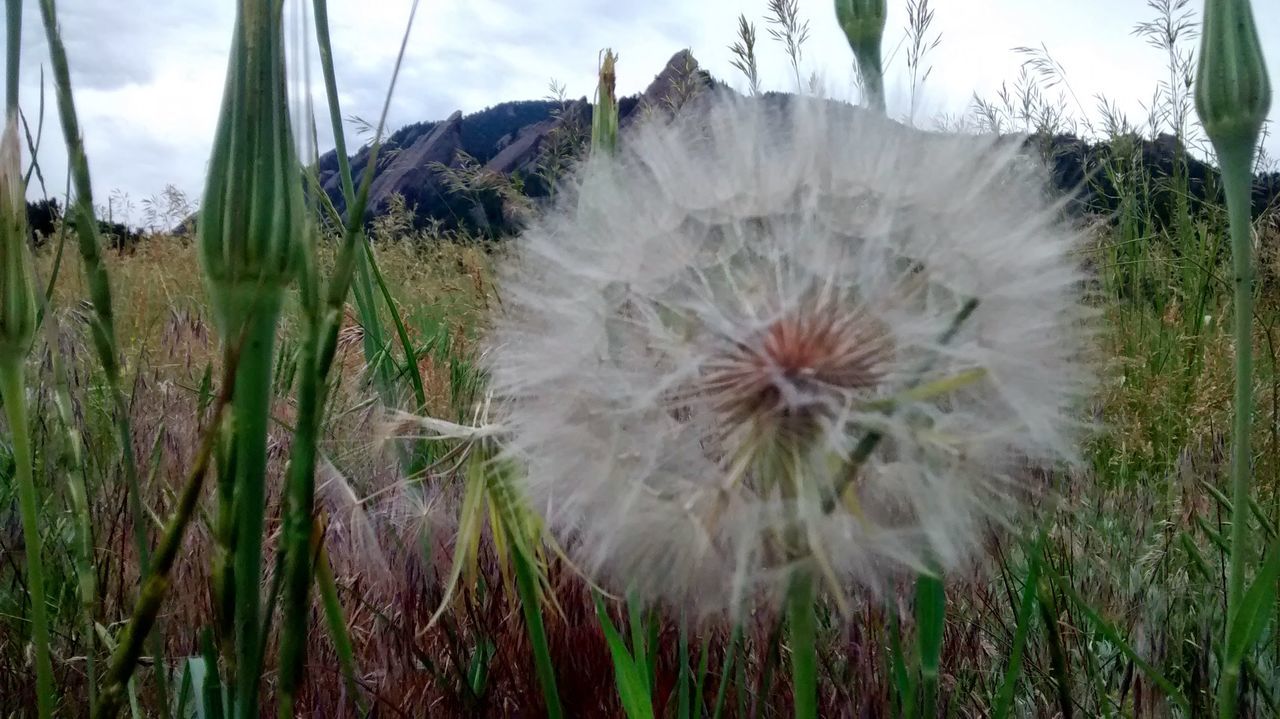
701, 300, 889, 433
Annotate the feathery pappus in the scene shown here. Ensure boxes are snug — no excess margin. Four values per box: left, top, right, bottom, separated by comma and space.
485, 94, 1093, 615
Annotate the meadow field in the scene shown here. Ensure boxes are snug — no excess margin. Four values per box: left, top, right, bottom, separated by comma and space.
1, 0, 1278, 717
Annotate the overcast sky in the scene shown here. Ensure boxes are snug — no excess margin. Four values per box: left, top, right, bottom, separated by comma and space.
7, 0, 1280, 223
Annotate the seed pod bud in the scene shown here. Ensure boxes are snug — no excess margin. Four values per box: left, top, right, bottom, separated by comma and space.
592, 49, 619, 156
1195, 0, 1272, 149
0, 114, 36, 358
834, 0, 887, 112
199, 0, 302, 332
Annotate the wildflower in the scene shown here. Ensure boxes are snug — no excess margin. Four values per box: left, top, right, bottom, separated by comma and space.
487, 96, 1091, 614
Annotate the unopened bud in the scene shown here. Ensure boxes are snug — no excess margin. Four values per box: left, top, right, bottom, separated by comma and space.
0, 115, 36, 358
199, 2, 302, 332
592, 49, 620, 156
834, 0, 887, 113
1195, 0, 1271, 149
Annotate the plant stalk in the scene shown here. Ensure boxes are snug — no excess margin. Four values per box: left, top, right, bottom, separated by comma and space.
0, 355, 54, 718
855, 47, 885, 113
5, 0, 19, 113
1219, 140, 1257, 718
278, 326, 328, 712
228, 292, 284, 718
788, 572, 817, 719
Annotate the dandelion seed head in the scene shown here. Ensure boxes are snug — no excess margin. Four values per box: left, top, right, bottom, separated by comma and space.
488, 95, 1093, 615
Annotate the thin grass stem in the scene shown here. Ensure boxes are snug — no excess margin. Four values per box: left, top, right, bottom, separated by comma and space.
0, 355, 55, 717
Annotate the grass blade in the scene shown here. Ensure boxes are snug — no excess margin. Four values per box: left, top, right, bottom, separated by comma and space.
1048, 568, 1189, 713
992, 532, 1047, 719
514, 539, 565, 719
788, 572, 818, 719
310, 0, 393, 398
1222, 536, 1280, 711
915, 572, 945, 719
593, 592, 656, 719
677, 620, 691, 719
315, 538, 369, 716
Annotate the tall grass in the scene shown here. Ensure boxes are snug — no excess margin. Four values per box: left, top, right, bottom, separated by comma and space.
0, 0, 1277, 716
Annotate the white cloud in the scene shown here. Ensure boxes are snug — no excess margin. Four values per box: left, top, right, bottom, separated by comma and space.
6, 0, 1279, 216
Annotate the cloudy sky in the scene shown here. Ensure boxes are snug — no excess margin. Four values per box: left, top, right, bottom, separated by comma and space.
8, 0, 1280, 222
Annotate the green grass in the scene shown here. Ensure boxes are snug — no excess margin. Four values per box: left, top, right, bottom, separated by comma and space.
0, 0, 1278, 716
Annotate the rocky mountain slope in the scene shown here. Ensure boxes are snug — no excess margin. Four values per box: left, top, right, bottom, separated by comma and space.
317, 50, 1279, 238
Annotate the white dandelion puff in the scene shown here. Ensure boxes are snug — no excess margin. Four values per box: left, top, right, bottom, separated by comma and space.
487, 95, 1093, 615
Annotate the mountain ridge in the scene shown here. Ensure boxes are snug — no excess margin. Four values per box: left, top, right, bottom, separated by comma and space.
314, 49, 1279, 240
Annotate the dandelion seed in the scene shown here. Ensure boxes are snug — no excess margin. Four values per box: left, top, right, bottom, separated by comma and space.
487, 95, 1093, 615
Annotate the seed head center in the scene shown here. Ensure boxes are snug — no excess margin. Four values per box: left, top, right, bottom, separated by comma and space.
701, 301, 889, 431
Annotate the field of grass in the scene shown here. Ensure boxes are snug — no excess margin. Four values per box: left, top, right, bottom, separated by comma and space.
1, 0, 1279, 717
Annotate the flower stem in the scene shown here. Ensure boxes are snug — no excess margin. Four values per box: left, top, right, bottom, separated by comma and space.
788, 572, 817, 719
227, 292, 283, 718
277, 339, 321, 716
854, 47, 885, 114
1218, 139, 1257, 719
0, 355, 55, 719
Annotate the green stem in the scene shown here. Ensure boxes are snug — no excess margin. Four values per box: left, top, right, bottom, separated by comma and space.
227, 292, 283, 719
854, 47, 885, 115
310, 0, 393, 401
1219, 140, 1258, 719
513, 542, 563, 719
788, 572, 817, 719
278, 337, 324, 714
1, 355, 56, 711
915, 573, 946, 719
5, 0, 19, 113
0, 356, 55, 718
5, 3, 54, 715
